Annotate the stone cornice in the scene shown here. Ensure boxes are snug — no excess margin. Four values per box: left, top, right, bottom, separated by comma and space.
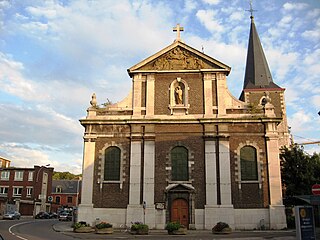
80, 116, 282, 126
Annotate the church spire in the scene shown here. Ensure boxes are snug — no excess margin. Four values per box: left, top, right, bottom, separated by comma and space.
241, 4, 280, 97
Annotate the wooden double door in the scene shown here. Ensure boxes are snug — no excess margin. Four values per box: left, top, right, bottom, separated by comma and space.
171, 198, 189, 227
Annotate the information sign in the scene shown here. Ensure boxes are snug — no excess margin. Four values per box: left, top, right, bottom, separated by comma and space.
295, 206, 316, 240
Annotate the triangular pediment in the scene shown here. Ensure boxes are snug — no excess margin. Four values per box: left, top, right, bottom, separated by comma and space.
165, 183, 195, 192
128, 41, 230, 76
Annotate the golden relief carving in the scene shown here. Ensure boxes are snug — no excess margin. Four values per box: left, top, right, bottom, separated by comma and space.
142, 47, 214, 70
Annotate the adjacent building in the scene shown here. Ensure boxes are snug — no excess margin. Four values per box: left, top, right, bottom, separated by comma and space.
0, 165, 54, 216
0, 157, 11, 168
78, 16, 289, 230
50, 179, 81, 212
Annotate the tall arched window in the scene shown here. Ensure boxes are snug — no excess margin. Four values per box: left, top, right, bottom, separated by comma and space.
171, 146, 188, 181
240, 146, 258, 181
104, 146, 121, 181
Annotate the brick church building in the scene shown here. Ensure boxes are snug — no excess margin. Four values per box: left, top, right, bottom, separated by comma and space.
78, 16, 289, 230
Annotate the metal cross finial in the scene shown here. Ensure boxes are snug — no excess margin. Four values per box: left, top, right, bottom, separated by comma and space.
173, 24, 184, 42
246, 0, 257, 19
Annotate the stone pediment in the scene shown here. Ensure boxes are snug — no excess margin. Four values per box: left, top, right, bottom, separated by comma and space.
165, 183, 195, 193
128, 41, 230, 76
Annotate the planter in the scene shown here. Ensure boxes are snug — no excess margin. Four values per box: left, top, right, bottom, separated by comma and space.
130, 229, 149, 235
168, 227, 187, 235
212, 227, 232, 234
96, 227, 113, 234
74, 226, 95, 233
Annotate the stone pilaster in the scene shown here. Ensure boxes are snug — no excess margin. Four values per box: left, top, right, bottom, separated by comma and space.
146, 74, 155, 116
219, 138, 232, 205
126, 140, 143, 224
78, 134, 96, 224
129, 140, 142, 205
265, 123, 286, 229
133, 74, 143, 116
143, 140, 156, 228
216, 73, 227, 116
203, 73, 214, 117
205, 139, 217, 205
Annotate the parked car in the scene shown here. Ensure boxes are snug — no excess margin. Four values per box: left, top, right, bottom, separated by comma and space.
48, 212, 58, 219
35, 211, 50, 219
58, 211, 72, 221
3, 211, 21, 220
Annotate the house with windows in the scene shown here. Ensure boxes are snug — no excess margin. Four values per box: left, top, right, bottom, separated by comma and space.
0, 157, 11, 168
50, 179, 81, 213
0, 165, 53, 216
78, 16, 289, 230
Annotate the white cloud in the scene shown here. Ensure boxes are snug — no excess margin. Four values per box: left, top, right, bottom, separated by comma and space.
288, 110, 313, 132
302, 30, 320, 42
0, 53, 49, 101
202, 0, 221, 5
279, 15, 293, 26
26, 5, 58, 19
0, 142, 82, 174
184, 0, 197, 12
283, 2, 308, 11
196, 9, 224, 33
311, 95, 320, 109
229, 12, 243, 21
266, 49, 298, 82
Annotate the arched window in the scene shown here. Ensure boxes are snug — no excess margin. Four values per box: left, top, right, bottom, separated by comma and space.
104, 146, 121, 181
240, 146, 258, 181
171, 146, 188, 181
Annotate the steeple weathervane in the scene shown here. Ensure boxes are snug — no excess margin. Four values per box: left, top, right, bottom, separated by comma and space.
246, 0, 257, 19
173, 24, 184, 42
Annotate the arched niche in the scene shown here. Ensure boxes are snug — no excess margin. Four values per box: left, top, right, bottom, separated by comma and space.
168, 77, 190, 115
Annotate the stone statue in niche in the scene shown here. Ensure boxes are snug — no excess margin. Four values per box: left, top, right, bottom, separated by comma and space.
175, 85, 184, 105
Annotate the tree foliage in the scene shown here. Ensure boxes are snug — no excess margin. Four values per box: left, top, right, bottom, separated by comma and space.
280, 144, 320, 196
53, 171, 81, 180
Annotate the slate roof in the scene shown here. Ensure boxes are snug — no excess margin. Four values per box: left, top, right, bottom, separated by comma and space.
52, 180, 81, 194
243, 16, 281, 91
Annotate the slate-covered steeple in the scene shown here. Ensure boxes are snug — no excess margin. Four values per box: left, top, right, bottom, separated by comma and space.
240, 15, 281, 100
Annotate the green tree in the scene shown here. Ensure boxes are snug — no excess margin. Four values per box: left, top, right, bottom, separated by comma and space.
53, 171, 81, 180
280, 144, 320, 196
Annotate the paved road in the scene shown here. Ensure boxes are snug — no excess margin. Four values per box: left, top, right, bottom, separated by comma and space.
54, 221, 299, 239
0, 219, 74, 240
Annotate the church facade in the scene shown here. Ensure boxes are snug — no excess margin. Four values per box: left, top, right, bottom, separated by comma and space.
78, 18, 289, 230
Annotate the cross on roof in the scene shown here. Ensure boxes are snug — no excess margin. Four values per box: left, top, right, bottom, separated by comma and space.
246, 0, 257, 18
173, 24, 184, 42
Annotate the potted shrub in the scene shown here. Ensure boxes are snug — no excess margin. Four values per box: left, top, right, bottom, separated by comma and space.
165, 221, 187, 235
130, 221, 149, 235
212, 222, 232, 234
73, 221, 95, 233
95, 221, 113, 234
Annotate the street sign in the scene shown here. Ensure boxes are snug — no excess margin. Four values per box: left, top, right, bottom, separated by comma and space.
295, 206, 316, 240
311, 184, 320, 195
48, 196, 53, 202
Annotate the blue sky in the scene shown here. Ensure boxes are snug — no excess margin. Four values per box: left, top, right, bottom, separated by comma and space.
0, 0, 319, 174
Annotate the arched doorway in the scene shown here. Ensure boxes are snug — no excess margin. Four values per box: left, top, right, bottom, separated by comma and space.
171, 198, 189, 227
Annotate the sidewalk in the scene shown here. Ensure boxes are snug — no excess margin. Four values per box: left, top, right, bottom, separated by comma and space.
52, 221, 299, 239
